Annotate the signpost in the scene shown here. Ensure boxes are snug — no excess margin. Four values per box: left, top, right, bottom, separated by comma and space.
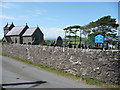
94, 34, 104, 49
94, 34, 104, 43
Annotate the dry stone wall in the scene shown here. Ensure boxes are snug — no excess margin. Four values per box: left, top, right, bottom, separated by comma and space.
1, 44, 120, 85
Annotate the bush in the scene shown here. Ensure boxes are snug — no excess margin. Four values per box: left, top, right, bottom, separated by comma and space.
40, 40, 48, 46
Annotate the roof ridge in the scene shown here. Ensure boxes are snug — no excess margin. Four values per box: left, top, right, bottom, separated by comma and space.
31, 27, 37, 28
14, 25, 26, 27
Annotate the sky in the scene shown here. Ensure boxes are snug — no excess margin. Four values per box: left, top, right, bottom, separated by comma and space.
0, 1, 119, 40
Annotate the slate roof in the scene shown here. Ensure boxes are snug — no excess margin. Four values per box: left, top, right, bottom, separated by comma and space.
22, 27, 38, 36
6, 25, 26, 36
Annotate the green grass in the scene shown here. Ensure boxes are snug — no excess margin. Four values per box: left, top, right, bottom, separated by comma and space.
0, 52, 120, 88
0, 42, 11, 44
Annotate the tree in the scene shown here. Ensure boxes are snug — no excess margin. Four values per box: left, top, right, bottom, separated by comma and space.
64, 26, 72, 47
86, 16, 119, 47
81, 25, 91, 46
70, 25, 80, 48
63, 25, 80, 48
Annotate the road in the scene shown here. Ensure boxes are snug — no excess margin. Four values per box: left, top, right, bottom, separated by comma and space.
1, 55, 98, 88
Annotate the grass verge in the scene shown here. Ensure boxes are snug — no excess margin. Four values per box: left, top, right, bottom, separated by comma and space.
0, 52, 120, 88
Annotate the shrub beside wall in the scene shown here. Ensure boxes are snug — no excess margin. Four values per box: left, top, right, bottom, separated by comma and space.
2, 44, 120, 85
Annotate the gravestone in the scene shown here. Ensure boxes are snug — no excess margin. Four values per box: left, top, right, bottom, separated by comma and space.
55, 36, 63, 47
68, 41, 72, 48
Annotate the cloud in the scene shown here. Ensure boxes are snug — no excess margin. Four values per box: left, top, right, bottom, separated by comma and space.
41, 27, 64, 39
45, 17, 57, 21
0, 3, 19, 8
17, 16, 30, 20
26, 9, 47, 16
0, 4, 8, 8
0, 15, 16, 20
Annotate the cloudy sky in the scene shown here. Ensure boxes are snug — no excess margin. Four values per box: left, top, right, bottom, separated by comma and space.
0, 0, 119, 40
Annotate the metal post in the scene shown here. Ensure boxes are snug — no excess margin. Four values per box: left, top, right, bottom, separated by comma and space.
80, 29, 81, 45
118, 1, 120, 50
74, 32, 76, 48
64, 31, 66, 47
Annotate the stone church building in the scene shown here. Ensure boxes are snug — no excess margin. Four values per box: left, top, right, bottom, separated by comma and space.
2, 22, 44, 45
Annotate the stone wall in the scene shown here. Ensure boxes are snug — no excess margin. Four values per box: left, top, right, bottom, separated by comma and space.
1, 44, 120, 85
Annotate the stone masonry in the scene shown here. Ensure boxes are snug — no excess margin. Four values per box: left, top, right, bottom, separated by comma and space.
1, 44, 120, 85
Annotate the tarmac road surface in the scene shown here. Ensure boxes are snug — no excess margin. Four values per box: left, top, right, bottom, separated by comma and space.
1, 55, 98, 88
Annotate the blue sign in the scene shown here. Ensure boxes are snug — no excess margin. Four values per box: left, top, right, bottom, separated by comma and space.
94, 34, 104, 43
